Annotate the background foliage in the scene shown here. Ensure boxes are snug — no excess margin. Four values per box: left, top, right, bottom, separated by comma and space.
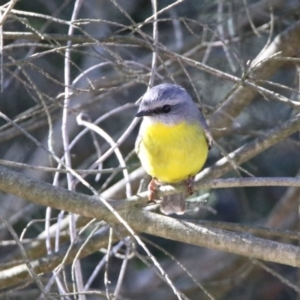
1, 0, 300, 299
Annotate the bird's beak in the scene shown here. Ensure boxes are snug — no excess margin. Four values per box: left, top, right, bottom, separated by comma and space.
135, 109, 152, 117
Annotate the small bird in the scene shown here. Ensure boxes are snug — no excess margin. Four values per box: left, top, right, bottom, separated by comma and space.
135, 83, 212, 214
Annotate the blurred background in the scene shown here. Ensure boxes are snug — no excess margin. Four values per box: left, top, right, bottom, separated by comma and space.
1, 0, 300, 299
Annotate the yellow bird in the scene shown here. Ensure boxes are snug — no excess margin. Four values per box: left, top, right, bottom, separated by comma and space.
135, 84, 212, 214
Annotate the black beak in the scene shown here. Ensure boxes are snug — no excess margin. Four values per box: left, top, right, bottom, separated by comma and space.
135, 109, 152, 117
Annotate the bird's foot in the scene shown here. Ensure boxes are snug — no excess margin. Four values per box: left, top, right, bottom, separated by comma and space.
185, 176, 195, 196
148, 177, 159, 203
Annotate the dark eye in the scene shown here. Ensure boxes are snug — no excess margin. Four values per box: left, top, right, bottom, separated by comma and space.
162, 105, 171, 113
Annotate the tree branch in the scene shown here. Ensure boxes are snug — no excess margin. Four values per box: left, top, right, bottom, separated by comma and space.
209, 19, 300, 136
1, 164, 300, 289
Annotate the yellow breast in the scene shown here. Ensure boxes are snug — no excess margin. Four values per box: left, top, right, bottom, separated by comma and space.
136, 120, 208, 183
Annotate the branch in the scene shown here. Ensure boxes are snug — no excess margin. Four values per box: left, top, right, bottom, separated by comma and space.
197, 112, 300, 180
0, 229, 113, 289
0, 0, 18, 26
209, 19, 300, 136
0, 165, 300, 278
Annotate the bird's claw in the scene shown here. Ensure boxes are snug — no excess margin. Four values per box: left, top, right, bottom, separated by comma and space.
185, 176, 195, 196
148, 177, 158, 203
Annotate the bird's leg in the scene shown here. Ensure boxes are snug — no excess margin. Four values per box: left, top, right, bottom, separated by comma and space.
148, 177, 158, 203
185, 176, 195, 196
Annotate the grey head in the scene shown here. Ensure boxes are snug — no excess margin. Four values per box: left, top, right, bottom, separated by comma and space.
135, 84, 201, 125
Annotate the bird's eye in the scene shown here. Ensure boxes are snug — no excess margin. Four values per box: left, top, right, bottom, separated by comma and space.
162, 105, 171, 113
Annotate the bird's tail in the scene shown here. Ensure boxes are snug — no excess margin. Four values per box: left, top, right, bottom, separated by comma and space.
160, 193, 186, 215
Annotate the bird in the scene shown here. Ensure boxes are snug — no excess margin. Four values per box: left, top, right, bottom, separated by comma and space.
135, 83, 212, 214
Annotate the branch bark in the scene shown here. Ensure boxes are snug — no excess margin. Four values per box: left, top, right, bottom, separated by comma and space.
1, 164, 300, 291
209, 20, 300, 137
